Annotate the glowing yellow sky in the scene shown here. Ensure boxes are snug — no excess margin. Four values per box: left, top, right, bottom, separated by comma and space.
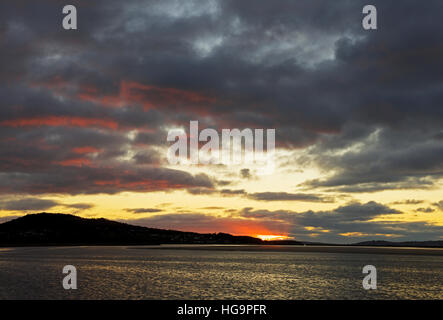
1, 156, 442, 239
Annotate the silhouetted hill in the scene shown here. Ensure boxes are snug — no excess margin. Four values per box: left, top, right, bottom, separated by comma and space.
0, 213, 262, 246
1, 213, 441, 248
353, 240, 443, 248
266, 240, 443, 248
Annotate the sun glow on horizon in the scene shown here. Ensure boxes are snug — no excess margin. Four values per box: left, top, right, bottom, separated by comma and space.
255, 234, 291, 241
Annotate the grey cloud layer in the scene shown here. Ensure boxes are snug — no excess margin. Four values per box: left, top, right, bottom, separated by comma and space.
240, 201, 443, 242
0, 197, 94, 211
118, 201, 443, 243
0, 1, 440, 194
0, 0, 443, 244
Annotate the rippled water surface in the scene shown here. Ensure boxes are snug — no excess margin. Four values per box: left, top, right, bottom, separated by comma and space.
0, 246, 441, 299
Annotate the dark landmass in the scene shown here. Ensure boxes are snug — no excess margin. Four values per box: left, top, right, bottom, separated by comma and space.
137, 245, 443, 256
0, 213, 262, 246
270, 239, 443, 248
0, 213, 441, 248
352, 240, 443, 248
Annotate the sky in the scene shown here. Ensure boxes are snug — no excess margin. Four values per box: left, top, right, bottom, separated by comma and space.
0, 0, 443, 243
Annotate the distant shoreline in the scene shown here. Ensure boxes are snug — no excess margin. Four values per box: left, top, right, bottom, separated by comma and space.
129, 244, 443, 256
1, 242, 443, 249
1, 244, 443, 256
1, 213, 442, 252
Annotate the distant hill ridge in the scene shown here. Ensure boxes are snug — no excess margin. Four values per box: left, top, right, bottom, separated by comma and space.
0, 213, 441, 247
352, 240, 443, 248
0, 213, 263, 246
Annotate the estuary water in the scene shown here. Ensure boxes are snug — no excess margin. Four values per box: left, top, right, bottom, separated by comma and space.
0, 245, 441, 300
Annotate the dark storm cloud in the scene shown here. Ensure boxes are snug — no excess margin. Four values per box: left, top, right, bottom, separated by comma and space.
415, 207, 434, 213
0, 198, 59, 211
119, 201, 443, 242
391, 199, 425, 205
300, 127, 443, 192
239, 168, 251, 179
132, 149, 162, 165
65, 203, 95, 210
247, 192, 333, 203
219, 189, 247, 196
0, 197, 94, 211
125, 208, 163, 214
239, 202, 443, 242
186, 187, 217, 195
1, 0, 443, 199
184, 188, 333, 203
432, 201, 443, 211
0, 165, 215, 195
242, 201, 400, 222
185, 188, 246, 196
120, 213, 228, 233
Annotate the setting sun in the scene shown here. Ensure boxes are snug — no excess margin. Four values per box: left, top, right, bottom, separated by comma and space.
255, 235, 291, 241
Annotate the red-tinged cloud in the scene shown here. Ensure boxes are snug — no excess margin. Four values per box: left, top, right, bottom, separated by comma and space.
0, 163, 215, 195
54, 158, 93, 167
0, 116, 119, 129
77, 80, 216, 113
30, 76, 73, 94
1, 0, 443, 244
72, 146, 102, 154
34, 76, 216, 113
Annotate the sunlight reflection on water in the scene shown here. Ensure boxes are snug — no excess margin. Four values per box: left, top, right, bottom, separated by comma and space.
0, 246, 441, 299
